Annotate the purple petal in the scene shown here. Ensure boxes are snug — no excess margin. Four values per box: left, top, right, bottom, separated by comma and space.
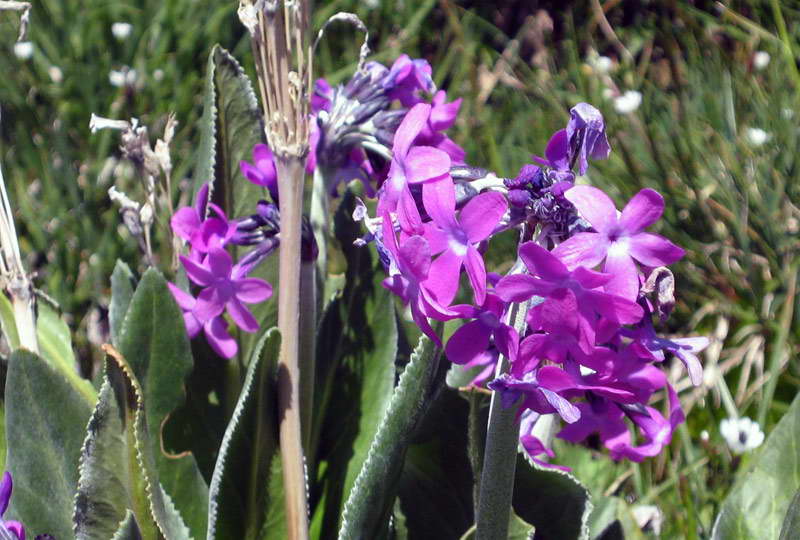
404, 146, 451, 184
426, 249, 463, 307
183, 312, 202, 338
445, 320, 492, 365
429, 93, 461, 130
572, 266, 612, 289
460, 191, 508, 243
396, 184, 424, 235
464, 246, 487, 306
422, 222, 449, 254
180, 255, 213, 287
585, 290, 643, 324
0, 471, 11, 516
240, 160, 267, 187
234, 278, 272, 303
552, 232, 609, 270
399, 235, 432, 282
207, 248, 233, 278
617, 188, 664, 234
540, 388, 581, 423
544, 129, 570, 169
628, 232, 685, 267
564, 185, 618, 234
204, 316, 237, 358
393, 103, 431, 158
227, 298, 259, 333
167, 282, 196, 311
411, 296, 441, 346
5, 521, 24, 540
171, 207, 201, 242
518, 242, 568, 281
195, 287, 226, 322
495, 274, 546, 303
194, 183, 210, 216
602, 252, 640, 301
422, 177, 457, 231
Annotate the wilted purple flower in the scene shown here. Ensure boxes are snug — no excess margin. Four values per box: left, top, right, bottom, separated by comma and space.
0, 472, 25, 540
240, 143, 279, 203
553, 186, 685, 301
168, 282, 238, 359
624, 321, 709, 386
422, 177, 507, 305
533, 103, 610, 178
518, 411, 571, 471
384, 54, 435, 106
181, 247, 272, 335
377, 103, 451, 234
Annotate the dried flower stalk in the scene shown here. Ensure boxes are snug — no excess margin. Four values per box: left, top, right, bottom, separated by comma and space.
239, 2, 311, 539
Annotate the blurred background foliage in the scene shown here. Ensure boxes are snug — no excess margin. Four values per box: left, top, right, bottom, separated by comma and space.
1, 0, 799, 537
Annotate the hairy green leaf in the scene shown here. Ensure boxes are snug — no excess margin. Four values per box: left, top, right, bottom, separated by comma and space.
460, 511, 535, 540
73, 349, 190, 540
111, 511, 142, 540
118, 268, 208, 536
109, 260, 136, 347
5, 350, 94, 539
713, 393, 800, 540
207, 328, 281, 540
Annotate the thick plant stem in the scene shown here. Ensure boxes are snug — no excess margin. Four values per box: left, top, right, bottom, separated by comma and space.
475, 300, 527, 540
275, 157, 310, 540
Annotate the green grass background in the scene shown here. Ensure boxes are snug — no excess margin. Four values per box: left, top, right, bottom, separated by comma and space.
1, 1, 799, 537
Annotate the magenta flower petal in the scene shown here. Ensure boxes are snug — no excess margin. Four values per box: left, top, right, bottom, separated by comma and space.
544, 129, 570, 169
396, 184, 423, 235
167, 282, 196, 311
204, 317, 237, 359
0, 472, 11, 516
584, 290, 643, 324
628, 232, 685, 266
5, 521, 24, 540
195, 287, 227, 321
429, 93, 462, 130
180, 256, 213, 286
394, 103, 430, 158
602, 252, 639, 301
445, 319, 492, 365
460, 191, 508, 243
422, 177, 457, 231
404, 146, 451, 184
234, 278, 273, 303
617, 188, 664, 233
464, 246, 487, 306
227, 298, 259, 333
207, 248, 233, 278
552, 232, 609, 270
422, 223, 449, 254
171, 207, 201, 242
564, 185, 617, 234
495, 274, 548, 303
571, 266, 612, 289
518, 242, 568, 282
399, 235, 432, 282
183, 312, 202, 338
426, 249, 463, 306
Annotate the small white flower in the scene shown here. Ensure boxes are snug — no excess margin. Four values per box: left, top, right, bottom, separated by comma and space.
614, 90, 642, 114
153, 69, 164, 82
109, 70, 126, 87
125, 69, 138, 86
48, 66, 63, 84
13, 41, 33, 60
744, 127, 770, 147
111, 22, 133, 40
753, 51, 770, 70
601, 87, 615, 100
720, 417, 765, 454
592, 55, 613, 74
782, 108, 794, 120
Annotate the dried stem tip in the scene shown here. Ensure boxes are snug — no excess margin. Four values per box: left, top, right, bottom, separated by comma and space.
240, 0, 311, 160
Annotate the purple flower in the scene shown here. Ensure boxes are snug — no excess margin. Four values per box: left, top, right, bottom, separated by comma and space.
518, 411, 571, 471
181, 247, 273, 335
380, 213, 457, 345
496, 242, 643, 352
377, 103, 451, 234
422, 177, 507, 305
0, 472, 25, 540
533, 103, 610, 177
553, 186, 685, 301
171, 184, 236, 254
240, 143, 279, 203
414, 90, 466, 163
624, 321, 709, 386
168, 282, 238, 359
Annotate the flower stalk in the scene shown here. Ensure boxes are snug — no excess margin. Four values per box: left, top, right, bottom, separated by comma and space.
239, 1, 312, 538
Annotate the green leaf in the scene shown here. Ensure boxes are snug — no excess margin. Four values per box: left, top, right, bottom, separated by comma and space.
0, 292, 19, 349
207, 328, 281, 540
111, 511, 142, 540
713, 393, 800, 539
193, 44, 277, 367
35, 301, 97, 405
73, 348, 190, 540
5, 350, 94, 539
118, 268, 209, 536
779, 488, 800, 540
109, 259, 136, 347
338, 333, 443, 540
513, 454, 592, 540
460, 511, 535, 540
